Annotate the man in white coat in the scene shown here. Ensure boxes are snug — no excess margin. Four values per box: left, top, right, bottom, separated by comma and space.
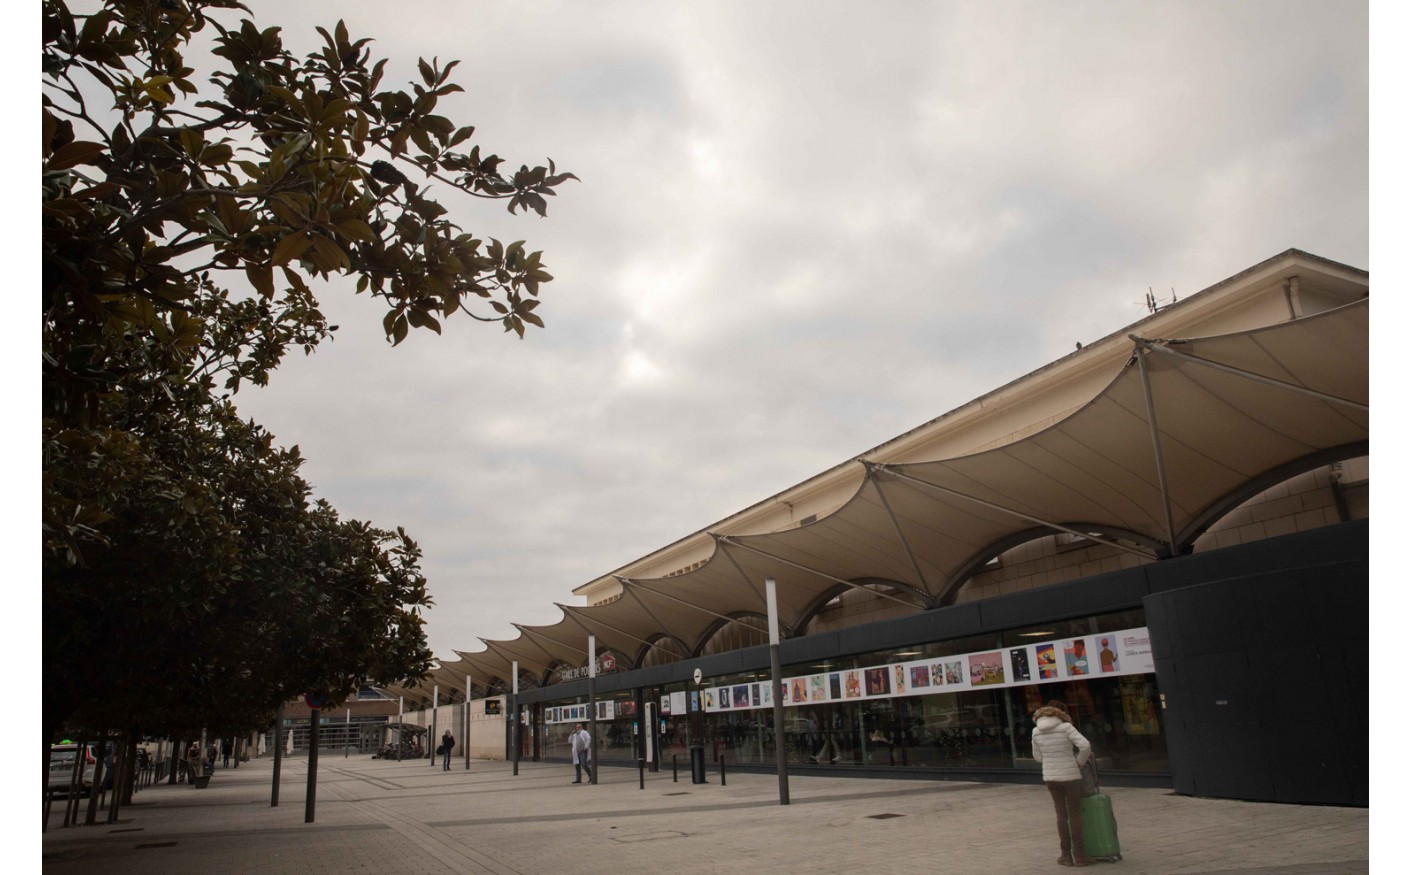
570, 723, 593, 784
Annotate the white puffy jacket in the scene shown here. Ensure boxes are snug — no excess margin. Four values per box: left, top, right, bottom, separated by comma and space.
1031, 710, 1091, 782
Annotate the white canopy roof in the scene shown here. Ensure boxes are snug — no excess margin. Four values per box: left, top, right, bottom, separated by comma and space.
433, 297, 1368, 691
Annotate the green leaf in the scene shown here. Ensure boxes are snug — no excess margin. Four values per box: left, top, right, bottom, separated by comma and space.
271, 232, 311, 266
46, 141, 106, 171
245, 263, 276, 299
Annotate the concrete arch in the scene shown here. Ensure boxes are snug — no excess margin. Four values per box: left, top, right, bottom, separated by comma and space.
936, 524, 1165, 607
1175, 441, 1368, 549
689, 612, 769, 658
791, 577, 924, 636
634, 633, 688, 669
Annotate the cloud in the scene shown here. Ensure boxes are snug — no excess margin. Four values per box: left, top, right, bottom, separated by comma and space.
228, 0, 1368, 659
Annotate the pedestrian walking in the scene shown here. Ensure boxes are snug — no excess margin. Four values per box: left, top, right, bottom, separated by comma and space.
440, 730, 455, 770
569, 723, 593, 783
1032, 700, 1093, 867
220, 738, 232, 768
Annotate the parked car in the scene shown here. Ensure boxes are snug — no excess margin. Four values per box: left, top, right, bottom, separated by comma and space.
48, 743, 96, 797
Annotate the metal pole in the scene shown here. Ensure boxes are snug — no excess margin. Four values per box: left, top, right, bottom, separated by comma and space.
304, 708, 319, 823
465, 674, 472, 770
1135, 347, 1181, 554
271, 706, 283, 807
588, 635, 598, 786
431, 685, 439, 767
398, 696, 404, 761
766, 578, 790, 805
345, 708, 350, 758
511, 661, 520, 776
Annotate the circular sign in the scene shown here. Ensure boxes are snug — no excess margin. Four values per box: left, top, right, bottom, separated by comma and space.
693, 668, 702, 685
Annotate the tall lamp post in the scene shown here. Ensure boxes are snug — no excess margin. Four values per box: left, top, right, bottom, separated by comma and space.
588, 634, 598, 785
767, 577, 790, 805
511, 660, 520, 776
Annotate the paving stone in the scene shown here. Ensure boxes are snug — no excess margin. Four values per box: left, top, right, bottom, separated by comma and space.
39, 755, 1369, 874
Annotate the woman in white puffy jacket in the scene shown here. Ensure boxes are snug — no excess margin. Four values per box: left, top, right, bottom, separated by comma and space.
1032, 700, 1093, 867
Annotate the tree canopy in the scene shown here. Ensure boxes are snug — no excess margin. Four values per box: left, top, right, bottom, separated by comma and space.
42, 0, 575, 740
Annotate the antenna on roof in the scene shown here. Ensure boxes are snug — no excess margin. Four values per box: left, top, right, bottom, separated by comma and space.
1142, 287, 1178, 314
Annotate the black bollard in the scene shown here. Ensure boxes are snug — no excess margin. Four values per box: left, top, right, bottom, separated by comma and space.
720, 755, 727, 787
672, 755, 678, 783
638, 758, 645, 790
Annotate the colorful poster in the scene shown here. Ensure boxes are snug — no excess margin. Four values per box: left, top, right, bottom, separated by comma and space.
1064, 639, 1091, 676
1096, 636, 1120, 673
944, 661, 963, 685
843, 670, 863, 699
1036, 643, 1058, 679
1009, 648, 1031, 682
545, 626, 1154, 719
910, 665, 931, 689
864, 667, 891, 696
968, 651, 1005, 686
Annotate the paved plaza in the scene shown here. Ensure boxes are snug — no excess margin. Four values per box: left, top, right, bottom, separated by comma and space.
41, 755, 1369, 874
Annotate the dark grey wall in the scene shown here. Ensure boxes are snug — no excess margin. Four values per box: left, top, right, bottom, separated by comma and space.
1145, 523, 1368, 806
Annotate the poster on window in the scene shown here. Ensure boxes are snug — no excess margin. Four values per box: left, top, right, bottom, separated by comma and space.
562, 626, 1156, 718
1117, 630, 1154, 673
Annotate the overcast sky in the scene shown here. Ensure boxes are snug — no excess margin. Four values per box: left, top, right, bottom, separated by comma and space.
222, 0, 1370, 663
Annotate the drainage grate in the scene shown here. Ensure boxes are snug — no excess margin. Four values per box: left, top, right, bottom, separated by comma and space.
135, 842, 177, 850
662, 792, 690, 796
868, 813, 904, 820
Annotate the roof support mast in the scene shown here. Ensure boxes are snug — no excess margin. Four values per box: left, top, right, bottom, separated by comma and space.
875, 465, 1157, 562
716, 536, 927, 608
1133, 346, 1180, 555
1130, 335, 1368, 412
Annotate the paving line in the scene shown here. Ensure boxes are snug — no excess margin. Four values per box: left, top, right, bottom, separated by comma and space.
321, 766, 525, 875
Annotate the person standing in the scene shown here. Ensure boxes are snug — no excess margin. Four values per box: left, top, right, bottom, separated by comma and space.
569, 723, 593, 784
1032, 700, 1093, 867
185, 742, 201, 785
220, 738, 232, 768
440, 730, 455, 770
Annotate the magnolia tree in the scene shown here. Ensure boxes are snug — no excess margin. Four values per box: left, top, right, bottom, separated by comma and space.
42, 0, 575, 741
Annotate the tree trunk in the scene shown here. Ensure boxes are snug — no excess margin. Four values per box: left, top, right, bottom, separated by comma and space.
83, 738, 107, 825
106, 732, 127, 822
120, 732, 138, 806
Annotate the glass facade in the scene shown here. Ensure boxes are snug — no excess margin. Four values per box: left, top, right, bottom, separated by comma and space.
537, 609, 1169, 776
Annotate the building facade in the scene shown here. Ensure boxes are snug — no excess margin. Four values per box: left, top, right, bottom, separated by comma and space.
399, 249, 1368, 806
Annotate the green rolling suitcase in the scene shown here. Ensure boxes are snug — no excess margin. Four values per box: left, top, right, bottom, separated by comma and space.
1081, 791, 1122, 862
1079, 759, 1122, 862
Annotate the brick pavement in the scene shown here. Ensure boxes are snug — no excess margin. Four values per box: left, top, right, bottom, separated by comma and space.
40, 755, 1369, 874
